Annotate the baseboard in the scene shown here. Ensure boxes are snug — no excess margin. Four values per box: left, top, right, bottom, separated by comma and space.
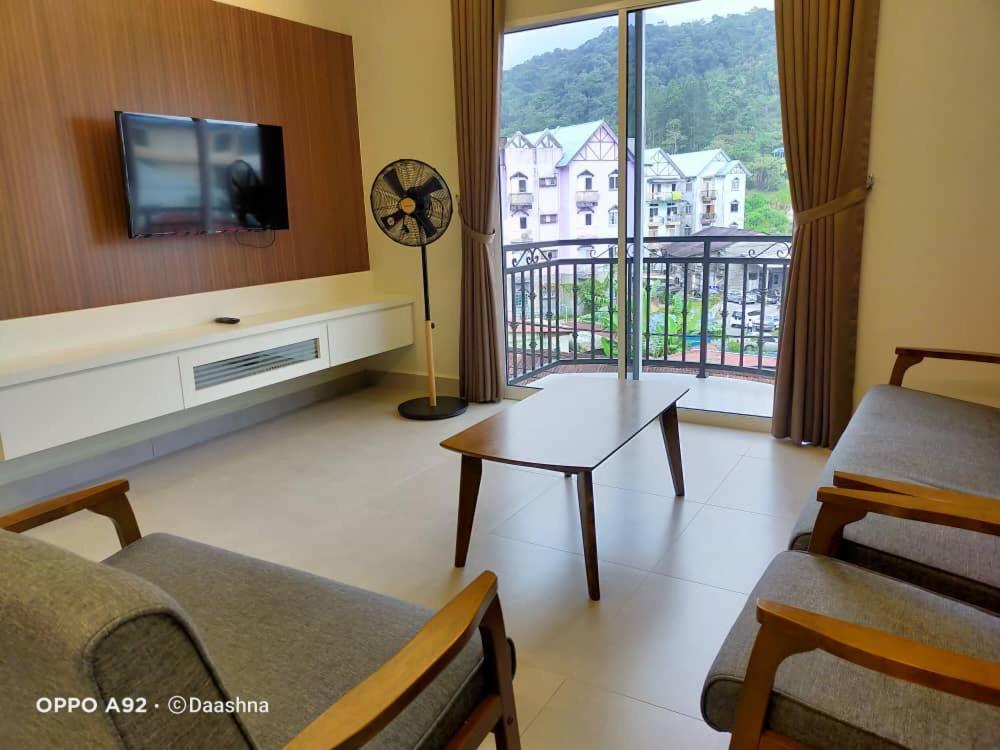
0, 367, 369, 512
365, 370, 463, 397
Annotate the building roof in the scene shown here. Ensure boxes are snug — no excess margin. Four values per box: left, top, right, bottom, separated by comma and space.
668, 148, 732, 178
524, 120, 611, 167
647, 226, 777, 258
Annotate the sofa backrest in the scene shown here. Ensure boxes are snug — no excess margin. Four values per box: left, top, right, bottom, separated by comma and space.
0, 530, 253, 749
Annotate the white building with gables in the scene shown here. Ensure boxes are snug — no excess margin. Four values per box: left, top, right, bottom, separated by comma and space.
498, 120, 747, 250
499, 121, 635, 250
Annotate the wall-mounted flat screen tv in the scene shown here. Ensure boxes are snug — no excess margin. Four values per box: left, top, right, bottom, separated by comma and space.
116, 111, 290, 238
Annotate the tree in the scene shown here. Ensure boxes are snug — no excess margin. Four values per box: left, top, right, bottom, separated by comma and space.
662, 118, 686, 153
744, 193, 790, 234
746, 155, 785, 192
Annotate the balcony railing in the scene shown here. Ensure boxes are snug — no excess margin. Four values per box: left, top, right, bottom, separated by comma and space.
575, 190, 600, 207
502, 235, 792, 385
701, 191, 717, 202
510, 192, 534, 207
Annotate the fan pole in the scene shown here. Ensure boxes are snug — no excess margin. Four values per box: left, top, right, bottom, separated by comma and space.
421, 244, 437, 407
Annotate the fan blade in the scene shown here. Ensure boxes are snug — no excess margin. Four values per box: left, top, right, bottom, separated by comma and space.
381, 168, 406, 198
414, 210, 438, 241
379, 209, 407, 231
409, 175, 444, 199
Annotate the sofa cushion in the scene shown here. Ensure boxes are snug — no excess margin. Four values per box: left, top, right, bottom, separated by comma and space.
105, 533, 487, 750
703, 551, 1000, 750
790, 385, 1000, 610
0, 530, 251, 750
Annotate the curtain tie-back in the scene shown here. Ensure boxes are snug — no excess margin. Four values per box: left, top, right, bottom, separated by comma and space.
457, 195, 496, 245
793, 178, 873, 228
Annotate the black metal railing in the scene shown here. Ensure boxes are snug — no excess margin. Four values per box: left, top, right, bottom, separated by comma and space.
502, 235, 792, 385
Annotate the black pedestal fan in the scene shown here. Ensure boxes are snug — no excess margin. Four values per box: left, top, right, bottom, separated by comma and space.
370, 159, 468, 420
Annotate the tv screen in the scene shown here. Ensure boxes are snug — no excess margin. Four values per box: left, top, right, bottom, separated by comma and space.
115, 112, 289, 237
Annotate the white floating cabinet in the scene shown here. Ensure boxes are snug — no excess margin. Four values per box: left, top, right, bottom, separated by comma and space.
179, 323, 331, 408
328, 305, 414, 367
0, 355, 184, 460
0, 298, 414, 460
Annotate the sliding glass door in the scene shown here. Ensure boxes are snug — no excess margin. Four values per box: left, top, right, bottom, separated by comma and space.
500, 1, 789, 399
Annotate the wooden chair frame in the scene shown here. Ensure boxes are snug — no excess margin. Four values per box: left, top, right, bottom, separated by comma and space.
0, 482, 520, 750
729, 477, 1000, 750
888, 345, 999, 387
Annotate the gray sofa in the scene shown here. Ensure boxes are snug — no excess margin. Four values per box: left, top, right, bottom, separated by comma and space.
0, 481, 519, 750
790, 350, 1000, 611
701, 347, 1000, 748
702, 550, 1000, 749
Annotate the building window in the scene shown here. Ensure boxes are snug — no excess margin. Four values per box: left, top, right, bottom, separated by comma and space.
518, 216, 528, 230
609, 171, 618, 190
670, 182, 677, 192
518, 178, 528, 192
649, 205, 659, 219
651, 183, 662, 195
584, 176, 593, 190
540, 214, 558, 224
584, 212, 593, 226
608, 207, 618, 226
730, 200, 740, 213
731, 177, 740, 190
539, 176, 556, 187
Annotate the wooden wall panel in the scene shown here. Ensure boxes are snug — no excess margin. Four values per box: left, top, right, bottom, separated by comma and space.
0, 0, 368, 320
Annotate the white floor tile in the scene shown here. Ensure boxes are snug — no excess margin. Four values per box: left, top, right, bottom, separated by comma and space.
492, 479, 702, 571
655, 505, 796, 593
522, 680, 729, 750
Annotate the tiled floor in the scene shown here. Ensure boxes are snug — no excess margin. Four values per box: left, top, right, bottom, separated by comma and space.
27, 382, 829, 749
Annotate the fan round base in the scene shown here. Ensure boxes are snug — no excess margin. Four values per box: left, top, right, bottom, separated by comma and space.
398, 396, 468, 421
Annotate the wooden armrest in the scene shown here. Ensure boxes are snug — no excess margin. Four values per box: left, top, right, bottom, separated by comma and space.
730, 598, 1000, 748
809, 486, 1000, 555
0, 479, 140, 548
833, 471, 993, 504
730, 599, 1000, 750
758, 599, 1000, 704
285, 571, 517, 750
889, 346, 1000, 386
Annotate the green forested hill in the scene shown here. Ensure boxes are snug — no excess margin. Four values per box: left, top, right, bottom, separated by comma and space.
502, 9, 790, 231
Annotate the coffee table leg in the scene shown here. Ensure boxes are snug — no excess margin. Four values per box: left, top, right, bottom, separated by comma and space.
576, 471, 600, 601
455, 455, 483, 567
659, 404, 685, 496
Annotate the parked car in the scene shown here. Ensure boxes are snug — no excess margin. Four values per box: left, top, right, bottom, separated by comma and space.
726, 289, 744, 304
730, 307, 780, 332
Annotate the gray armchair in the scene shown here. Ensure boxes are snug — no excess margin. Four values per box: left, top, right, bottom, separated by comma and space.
702, 484, 1000, 749
0, 480, 519, 750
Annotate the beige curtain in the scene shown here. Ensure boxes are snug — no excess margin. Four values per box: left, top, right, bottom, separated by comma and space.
451, 0, 506, 402
771, 0, 881, 447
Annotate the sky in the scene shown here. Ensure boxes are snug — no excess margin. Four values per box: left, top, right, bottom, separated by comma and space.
503, 0, 772, 70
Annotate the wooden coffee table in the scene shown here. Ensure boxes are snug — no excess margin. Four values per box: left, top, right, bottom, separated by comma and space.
440, 378, 687, 600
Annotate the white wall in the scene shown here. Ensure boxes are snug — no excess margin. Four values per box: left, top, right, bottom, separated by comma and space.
855, 0, 1000, 406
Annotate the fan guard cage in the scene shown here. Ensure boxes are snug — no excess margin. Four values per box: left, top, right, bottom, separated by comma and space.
370, 159, 453, 248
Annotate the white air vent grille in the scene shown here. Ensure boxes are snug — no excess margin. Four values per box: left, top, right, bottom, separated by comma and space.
193, 339, 320, 390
